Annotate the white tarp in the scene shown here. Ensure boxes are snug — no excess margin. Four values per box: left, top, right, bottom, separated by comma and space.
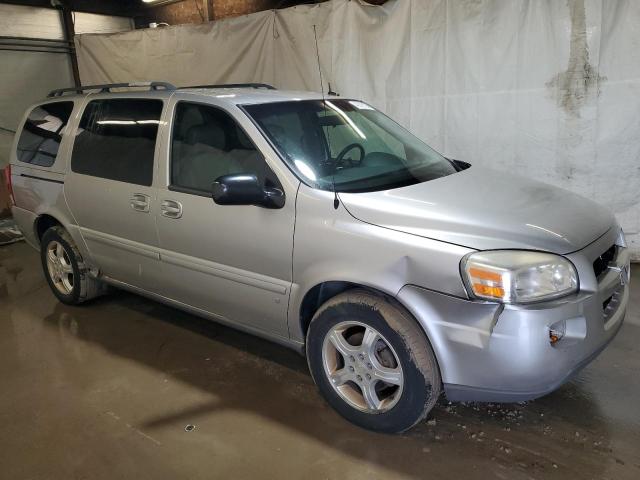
75, 0, 640, 258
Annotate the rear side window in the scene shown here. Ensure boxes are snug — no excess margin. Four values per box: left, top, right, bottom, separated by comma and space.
17, 101, 74, 167
71, 99, 163, 186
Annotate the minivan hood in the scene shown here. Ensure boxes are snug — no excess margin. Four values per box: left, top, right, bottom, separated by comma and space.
339, 166, 614, 254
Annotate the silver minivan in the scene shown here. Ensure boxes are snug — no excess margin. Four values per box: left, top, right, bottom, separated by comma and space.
7, 82, 630, 433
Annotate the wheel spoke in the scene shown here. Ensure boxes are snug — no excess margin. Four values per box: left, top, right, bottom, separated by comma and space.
47, 248, 58, 264
373, 366, 403, 386
360, 382, 382, 410
61, 275, 74, 293
328, 330, 358, 357
361, 327, 379, 355
56, 243, 64, 259
60, 262, 73, 273
330, 368, 352, 386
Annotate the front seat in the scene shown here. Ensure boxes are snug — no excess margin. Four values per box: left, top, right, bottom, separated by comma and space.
175, 121, 241, 192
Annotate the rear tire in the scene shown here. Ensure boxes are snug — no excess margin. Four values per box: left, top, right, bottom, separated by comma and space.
307, 289, 441, 433
40, 226, 106, 305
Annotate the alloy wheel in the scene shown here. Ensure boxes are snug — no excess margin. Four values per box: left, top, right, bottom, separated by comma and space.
322, 321, 404, 413
46, 240, 74, 295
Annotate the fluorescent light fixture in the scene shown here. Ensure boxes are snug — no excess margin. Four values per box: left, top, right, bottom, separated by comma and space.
143, 0, 177, 6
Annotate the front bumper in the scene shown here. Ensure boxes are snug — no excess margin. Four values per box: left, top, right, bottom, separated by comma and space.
397, 226, 630, 402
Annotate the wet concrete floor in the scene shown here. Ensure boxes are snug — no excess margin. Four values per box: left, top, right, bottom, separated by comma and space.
1, 241, 639, 479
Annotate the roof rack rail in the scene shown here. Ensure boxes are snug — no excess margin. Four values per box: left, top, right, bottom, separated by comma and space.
179, 83, 276, 90
47, 81, 177, 97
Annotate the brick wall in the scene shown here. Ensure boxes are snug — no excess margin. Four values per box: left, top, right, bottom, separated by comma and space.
136, 0, 281, 27
212, 0, 278, 20
137, 0, 206, 26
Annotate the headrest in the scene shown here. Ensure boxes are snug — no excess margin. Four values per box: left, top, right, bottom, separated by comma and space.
236, 127, 254, 149
186, 122, 226, 150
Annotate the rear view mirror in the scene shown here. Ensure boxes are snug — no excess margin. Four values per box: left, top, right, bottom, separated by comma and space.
211, 174, 285, 209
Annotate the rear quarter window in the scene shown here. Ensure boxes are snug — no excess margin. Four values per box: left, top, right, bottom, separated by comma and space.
71, 99, 163, 186
16, 101, 74, 167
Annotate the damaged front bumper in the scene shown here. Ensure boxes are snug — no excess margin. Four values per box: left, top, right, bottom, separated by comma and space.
397, 227, 630, 403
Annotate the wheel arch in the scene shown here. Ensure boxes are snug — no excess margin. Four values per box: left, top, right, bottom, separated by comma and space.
32, 210, 91, 268
35, 214, 64, 244
298, 281, 421, 341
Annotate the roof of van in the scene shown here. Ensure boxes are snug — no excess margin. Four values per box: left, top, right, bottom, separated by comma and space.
45, 82, 330, 105
178, 87, 326, 105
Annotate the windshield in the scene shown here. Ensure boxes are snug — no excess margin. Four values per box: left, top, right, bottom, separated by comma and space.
242, 99, 456, 193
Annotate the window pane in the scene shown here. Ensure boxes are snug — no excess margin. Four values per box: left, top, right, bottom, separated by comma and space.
71, 99, 163, 186
17, 101, 74, 167
244, 100, 456, 193
171, 102, 269, 192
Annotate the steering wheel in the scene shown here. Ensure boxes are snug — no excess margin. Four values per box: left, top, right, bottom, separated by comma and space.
335, 143, 365, 168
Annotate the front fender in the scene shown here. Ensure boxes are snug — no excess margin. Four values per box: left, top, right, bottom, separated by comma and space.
289, 185, 472, 342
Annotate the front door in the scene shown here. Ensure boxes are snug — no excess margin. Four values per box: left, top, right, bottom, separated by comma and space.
64, 97, 164, 291
154, 100, 297, 339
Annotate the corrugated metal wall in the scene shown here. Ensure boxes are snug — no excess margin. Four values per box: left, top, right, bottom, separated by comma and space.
0, 4, 133, 168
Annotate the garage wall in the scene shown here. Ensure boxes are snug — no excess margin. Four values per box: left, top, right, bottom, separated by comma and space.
0, 4, 133, 169
74, 0, 640, 259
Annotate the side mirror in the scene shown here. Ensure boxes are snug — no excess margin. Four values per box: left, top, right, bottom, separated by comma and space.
211, 173, 285, 209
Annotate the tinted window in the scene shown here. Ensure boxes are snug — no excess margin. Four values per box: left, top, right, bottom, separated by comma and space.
17, 101, 74, 167
171, 102, 273, 193
71, 99, 163, 186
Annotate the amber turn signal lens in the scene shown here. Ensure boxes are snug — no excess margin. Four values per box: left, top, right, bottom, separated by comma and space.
472, 283, 505, 298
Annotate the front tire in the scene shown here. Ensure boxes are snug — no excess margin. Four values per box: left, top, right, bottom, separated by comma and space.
41, 226, 105, 305
307, 289, 441, 433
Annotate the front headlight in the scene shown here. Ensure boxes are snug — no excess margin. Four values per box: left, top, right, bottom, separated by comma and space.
461, 251, 578, 304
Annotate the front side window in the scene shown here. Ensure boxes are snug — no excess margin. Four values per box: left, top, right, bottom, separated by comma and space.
171, 102, 275, 193
17, 101, 74, 167
243, 100, 457, 193
71, 99, 163, 186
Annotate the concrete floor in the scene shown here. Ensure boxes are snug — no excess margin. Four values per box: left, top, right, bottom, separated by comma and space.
1, 241, 639, 480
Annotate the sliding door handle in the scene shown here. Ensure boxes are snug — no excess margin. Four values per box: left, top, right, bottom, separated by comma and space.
161, 199, 183, 219
130, 193, 150, 213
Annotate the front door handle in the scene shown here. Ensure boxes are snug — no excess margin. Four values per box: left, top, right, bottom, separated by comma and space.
130, 193, 150, 213
161, 199, 183, 219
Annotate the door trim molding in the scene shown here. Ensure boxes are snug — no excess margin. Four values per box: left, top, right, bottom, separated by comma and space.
159, 248, 288, 295
80, 228, 289, 295
80, 227, 160, 260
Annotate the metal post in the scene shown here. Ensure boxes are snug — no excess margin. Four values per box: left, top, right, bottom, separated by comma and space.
59, 5, 81, 88
202, 0, 211, 22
